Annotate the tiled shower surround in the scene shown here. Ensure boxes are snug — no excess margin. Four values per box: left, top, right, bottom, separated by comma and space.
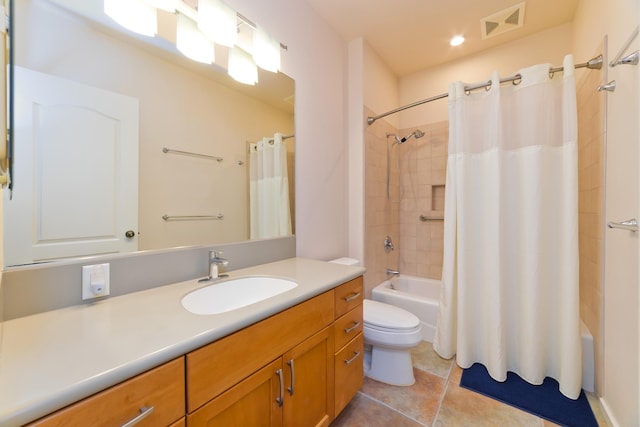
576, 45, 606, 395
364, 111, 448, 294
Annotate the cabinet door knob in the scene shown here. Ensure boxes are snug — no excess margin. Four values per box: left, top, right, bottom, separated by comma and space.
287, 359, 295, 396
344, 321, 361, 334
344, 351, 361, 366
125, 230, 136, 239
275, 369, 284, 407
343, 291, 361, 302
120, 406, 154, 427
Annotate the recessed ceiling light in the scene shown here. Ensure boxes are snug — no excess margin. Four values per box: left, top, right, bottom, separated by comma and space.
450, 35, 465, 47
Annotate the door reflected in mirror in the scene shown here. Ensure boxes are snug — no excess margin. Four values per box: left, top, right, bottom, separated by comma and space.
4, 0, 295, 267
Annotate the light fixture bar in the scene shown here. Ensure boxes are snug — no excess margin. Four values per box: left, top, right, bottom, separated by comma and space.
173, 1, 287, 51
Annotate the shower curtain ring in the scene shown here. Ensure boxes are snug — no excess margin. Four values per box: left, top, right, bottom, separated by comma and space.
549, 70, 555, 79
512, 74, 522, 85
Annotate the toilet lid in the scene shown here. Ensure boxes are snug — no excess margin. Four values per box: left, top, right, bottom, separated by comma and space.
364, 300, 420, 331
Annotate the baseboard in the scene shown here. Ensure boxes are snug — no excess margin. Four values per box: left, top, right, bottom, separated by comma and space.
599, 396, 621, 427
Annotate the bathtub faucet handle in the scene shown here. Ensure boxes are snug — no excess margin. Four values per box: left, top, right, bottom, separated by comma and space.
384, 236, 394, 253
386, 268, 400, 276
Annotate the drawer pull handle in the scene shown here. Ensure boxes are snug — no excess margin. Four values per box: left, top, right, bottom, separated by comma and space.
276, 369, 284, 407
287, 359, 295, 396
344, 321, 361, 334
344, 351, 361, 366
120, 406, 154, 427
343, 291, 361, 302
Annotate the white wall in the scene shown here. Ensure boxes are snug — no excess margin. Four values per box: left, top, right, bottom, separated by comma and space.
363, 42, 400, 128
348, 38, 364, 264
398, 23, 574, 127
224, 0, 350, 260
573, 1, 640, 426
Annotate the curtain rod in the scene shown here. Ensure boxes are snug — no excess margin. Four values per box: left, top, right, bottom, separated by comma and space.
366, 55, 603, 125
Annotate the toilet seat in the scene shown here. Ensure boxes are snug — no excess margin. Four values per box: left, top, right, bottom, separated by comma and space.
364, 300, 420, 331
363, 300, 422, 349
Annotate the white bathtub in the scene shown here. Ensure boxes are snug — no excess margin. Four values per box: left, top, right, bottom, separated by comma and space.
370, 274, 596, 392
371, 275, 440, 342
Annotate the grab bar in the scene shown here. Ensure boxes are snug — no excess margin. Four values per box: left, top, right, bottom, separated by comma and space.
607, 218, 638, 232
162, 147, 223, 162
162, 213, 224, 221
419, 214, 444, 222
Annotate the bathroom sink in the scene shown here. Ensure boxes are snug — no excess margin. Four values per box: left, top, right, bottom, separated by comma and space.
181, 276, 298, 315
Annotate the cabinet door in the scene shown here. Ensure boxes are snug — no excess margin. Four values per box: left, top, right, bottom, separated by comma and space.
187, 359, 283, 427
283, 326, 334, 427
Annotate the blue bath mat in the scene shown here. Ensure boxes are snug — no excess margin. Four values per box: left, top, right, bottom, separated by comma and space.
460, 363, 598, 427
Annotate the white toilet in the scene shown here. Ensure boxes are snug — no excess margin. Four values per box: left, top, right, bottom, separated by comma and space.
329, 258, 423, 386
363, 299, 422, 386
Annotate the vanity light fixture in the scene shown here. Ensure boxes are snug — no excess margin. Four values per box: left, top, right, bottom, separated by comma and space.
450, 35, 465, 47
104, 0, 157, 37
253, 25, 281, 72
176, 13, 215, 64
197, 0, 238, 48
228, 47, 259, 85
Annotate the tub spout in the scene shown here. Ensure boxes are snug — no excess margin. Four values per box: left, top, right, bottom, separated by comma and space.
386, 268, 400, 276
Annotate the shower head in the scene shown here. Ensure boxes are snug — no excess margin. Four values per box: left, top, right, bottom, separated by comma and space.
395, 129, 425, 144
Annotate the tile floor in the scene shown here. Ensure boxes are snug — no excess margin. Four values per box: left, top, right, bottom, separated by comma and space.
331, 342, 612, 427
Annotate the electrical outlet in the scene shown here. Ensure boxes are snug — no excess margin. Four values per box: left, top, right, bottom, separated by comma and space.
82, 263, 110, 300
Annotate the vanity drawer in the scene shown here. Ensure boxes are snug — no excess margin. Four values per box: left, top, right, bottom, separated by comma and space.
334, 333, 364, 416
334, 277, 363, 318
186, 290, 334, 412
29, 357, 185, 427
334, 305, 363, 350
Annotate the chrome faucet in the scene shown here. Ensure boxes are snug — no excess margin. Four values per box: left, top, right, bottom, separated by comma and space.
199, 250, 229, 282
385, 268, 400, 276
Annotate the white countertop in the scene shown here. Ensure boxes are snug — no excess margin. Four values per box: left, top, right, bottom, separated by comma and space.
0, 257, 365, 427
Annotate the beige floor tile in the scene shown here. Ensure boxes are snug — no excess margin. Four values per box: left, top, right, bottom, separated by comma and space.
361, 368, 446, 426
411, 341, 453, 379
331, 393, 424, 427
448, 363, 463, 385
434, 383, 541, 427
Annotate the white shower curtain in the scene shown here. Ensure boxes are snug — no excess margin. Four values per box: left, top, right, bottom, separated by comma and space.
433, 55, 582, 399
249, 133, 292, 239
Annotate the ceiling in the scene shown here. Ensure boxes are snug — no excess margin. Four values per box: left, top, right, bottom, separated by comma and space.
305, 0, 580, 77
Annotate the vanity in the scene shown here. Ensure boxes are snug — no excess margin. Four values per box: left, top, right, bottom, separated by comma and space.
0, 258, 365, 427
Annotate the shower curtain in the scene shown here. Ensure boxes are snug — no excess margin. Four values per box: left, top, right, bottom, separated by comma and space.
433, 55, 582, 399
249, 133, 292, 239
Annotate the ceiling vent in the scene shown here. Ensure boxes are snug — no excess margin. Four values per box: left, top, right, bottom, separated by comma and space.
481, 2, 526, 40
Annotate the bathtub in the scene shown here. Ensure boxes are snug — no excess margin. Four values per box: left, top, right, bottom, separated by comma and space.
371, 275, 440, 343
370, 274, 596, 393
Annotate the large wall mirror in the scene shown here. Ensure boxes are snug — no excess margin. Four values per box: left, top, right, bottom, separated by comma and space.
4, 0, 295, 267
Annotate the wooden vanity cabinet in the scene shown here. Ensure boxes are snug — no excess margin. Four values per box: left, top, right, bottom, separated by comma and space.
28, 357, 185, 427
24, 276, 363, 427
333, 277, 364, 415
186, 291, 335, 427
186, 277, 364, 427
188, 327, 334, 427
